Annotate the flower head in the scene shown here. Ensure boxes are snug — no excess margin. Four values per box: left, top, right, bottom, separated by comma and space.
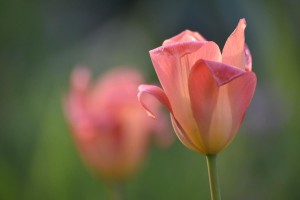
138, 19, 256, 154
64, 67, 171, 181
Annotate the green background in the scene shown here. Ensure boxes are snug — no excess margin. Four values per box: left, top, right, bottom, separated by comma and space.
0, 0, 299, 199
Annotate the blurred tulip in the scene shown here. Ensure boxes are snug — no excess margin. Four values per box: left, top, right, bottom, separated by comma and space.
64, 67, 171, 183
138, 19, 257, 155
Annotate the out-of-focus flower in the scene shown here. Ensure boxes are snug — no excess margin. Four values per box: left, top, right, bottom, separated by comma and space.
138, 19, 257, 155
64, 67, 171, 181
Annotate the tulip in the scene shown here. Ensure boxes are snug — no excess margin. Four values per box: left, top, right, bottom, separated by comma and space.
138, 18, 256, 154
64, 67, 171, 198
138, 19, 256, 199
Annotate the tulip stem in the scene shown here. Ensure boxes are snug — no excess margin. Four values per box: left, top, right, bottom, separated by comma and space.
206, 154, 221, 200
108, 182, 124, 200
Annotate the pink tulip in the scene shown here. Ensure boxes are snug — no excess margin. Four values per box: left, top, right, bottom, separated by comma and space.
64, 67, 171, 181
138, 19, 257, 155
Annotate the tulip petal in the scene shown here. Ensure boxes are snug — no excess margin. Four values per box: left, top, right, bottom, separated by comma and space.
137, 84, 172, 119
222, 18, 250, 70
71, 67, 91, 92
150, 42, 222, 148
188, 59, 256, 153
149, 41, 221, 116
170, 114, 204, 153
225, 70, 257, 144
202, 60, 246, 86
188, 60, 219, 150
163, 30, 206, 46
244, 44, 252, 71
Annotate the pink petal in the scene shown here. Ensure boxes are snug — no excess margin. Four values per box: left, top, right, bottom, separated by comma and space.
222, 18, 250, 70
163, 30, 206, 46
225, 71, 257, 145
150, 42, 222, 147
244, 44, 252, 72
87, 68, 143, 115
137, 84, 172, 119
150, 41, 221, 146
71, 67, 91, 92
65, 67, 92, 132
188, 59, 256, 153
151, 41, 221, 61
170, 114, 204, 153
149, 41, 221, 116
188, 60, 220, 149
202, 60, 246, 86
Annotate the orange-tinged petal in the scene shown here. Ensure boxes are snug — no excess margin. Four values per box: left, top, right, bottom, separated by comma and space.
206, 71, 256, 153
137, 84, 172, 118
149, 41, 221, 116
188, 60, 219, 152
170, 114, 204, 153
222, 18, 249, 70
188, 60, 256, 153
163, 30, 206, 46
150, 42, 221, 151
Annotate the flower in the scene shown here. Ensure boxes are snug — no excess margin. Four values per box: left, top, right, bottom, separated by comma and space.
64, 67, 171, 181
138, 19, 257, 155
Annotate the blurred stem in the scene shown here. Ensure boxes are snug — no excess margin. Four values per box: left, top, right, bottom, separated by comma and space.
206, 154, 221, 200
108, 181, 124, 200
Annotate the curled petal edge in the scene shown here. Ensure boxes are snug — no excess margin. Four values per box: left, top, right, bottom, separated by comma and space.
138, 84, 172, 119
195, 59, 247, 87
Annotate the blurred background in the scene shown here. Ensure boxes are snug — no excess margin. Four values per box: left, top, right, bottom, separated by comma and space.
0, 0, 299, 199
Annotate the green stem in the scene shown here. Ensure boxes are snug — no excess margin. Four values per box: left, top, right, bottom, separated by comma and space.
206, 154, 221, 200
108, 182, 124, 200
